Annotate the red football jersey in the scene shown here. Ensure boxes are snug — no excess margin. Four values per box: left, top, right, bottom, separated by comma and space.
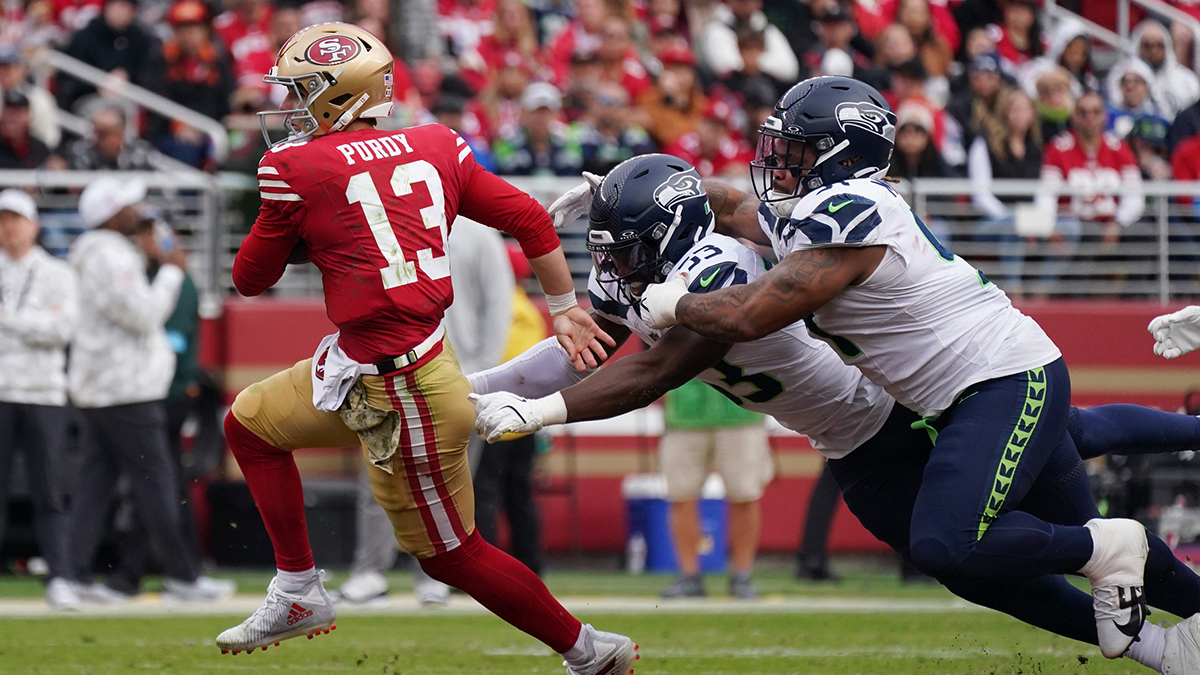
1041, 130, 1141, 222
234, 123, 560, 365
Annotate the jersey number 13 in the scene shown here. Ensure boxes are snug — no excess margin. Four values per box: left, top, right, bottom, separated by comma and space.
346, 160, 451, 289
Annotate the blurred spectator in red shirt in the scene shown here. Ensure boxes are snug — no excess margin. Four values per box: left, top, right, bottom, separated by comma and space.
857, 0, 959, 53
471, 51, 532, 141
439, 0, 497, 61
1171, 130, 1200, 210
475, 0, 543, 76
229, 6, 301, 113
595, 16, 651, 101
213, 0, 271, 52
0, 89, 55, 170
1038, 91, 1144, 247
156, 0, 234, 169
702, 0, 798, 83
663, 98, 753, 178
988, 0, 1044, 72
57, 0, 166, 113
635, 45, 706, 148
51, 0, 102, 34
646, 0, 689, 44
549, 0, 609, 84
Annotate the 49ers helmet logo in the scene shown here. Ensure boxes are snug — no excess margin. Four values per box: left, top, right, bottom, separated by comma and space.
306, 35, 360, 65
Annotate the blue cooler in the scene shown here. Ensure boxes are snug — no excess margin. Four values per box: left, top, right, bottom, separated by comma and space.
622, 473, 728, 574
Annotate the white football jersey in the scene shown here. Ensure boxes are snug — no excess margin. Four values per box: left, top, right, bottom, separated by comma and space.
588, 233, 893, 458
758, 178, 1061, 418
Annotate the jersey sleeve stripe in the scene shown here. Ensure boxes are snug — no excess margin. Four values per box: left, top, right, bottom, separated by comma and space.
457, 145, 472, 163
258, 179, 293, 189
455, 136, 465, 146
257, 166, 279, 176
260, 191, 302, 201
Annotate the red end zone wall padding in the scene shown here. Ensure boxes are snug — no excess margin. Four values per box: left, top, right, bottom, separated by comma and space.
204, 299, 1200, 555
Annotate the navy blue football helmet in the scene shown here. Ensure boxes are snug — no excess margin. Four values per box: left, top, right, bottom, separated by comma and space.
587, 154, 714, 305
752, 76, 896, 216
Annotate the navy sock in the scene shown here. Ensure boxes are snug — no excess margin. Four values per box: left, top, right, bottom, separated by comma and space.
1071, 404, 1200, 459
1145, 532, 1200, 619
943, 575, 1097, 645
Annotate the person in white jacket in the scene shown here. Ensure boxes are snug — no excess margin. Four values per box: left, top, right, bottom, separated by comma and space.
62, 177, 230, 604
0, 189, 78, 608
1107, 20, 1200, 120
700, 0, 798, 84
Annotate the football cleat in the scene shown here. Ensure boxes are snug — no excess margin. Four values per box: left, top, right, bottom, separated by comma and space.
216, 573, 336, 654
1080, 518, 1149, 659
45, 578, 81, 610
163, 576, 236, 604
1162, 615, 1200, 674
331, 570, 388, 605
413, 567, 450, 606
563, 624, 639, 675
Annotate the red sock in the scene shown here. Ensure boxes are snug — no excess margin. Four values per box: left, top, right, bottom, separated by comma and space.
224, 412, 314, 572
420, 531, 582, 653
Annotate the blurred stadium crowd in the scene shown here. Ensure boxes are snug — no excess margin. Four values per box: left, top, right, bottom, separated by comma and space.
0, 0, 1198, 182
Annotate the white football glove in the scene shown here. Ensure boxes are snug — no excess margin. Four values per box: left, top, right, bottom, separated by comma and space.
468, 391, 567, 443
639, 274, 691, 329
1148, 306, 1200, 360
547, 171, 604, 229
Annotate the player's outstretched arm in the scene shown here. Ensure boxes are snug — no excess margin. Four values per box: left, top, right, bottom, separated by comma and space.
641, 246, 884, 340
703, 181, 771, 246
468, 314, 632, 398
526, 247, 617, 370
469, 325, 731, 442
1149, 306, 1200, 359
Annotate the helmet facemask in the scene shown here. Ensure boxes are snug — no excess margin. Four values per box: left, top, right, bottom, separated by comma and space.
588, 222, 674, 307
751, 124, 847, 219
258, 67, 349, 147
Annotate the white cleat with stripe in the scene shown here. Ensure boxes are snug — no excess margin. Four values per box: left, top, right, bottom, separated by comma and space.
216, 573, 337, 655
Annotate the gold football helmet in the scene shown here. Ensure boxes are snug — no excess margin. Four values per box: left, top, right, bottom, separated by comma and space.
259, 22, 395, 147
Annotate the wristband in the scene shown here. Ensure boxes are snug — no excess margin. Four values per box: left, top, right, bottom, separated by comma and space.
538, 392, 568, 426
546, 292, 578, 316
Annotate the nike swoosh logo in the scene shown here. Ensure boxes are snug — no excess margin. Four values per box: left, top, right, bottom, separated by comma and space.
699, 269, 721, 287
1114, 587, 1146, 638
828, 200, 854, 213
958, 391, 980, 405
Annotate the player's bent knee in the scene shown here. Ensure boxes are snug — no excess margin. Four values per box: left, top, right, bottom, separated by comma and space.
908, 536, 956, 578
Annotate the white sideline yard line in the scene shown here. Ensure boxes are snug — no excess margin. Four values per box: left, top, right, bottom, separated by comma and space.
0, 595, 982, 619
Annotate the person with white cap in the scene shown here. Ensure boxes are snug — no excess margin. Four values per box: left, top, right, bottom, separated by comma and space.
62, 177, 231, 604
491, 82, 584, 176
0, 189, 79, 609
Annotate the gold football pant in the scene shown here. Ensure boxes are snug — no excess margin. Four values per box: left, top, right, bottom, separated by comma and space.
230, 344, 475, 558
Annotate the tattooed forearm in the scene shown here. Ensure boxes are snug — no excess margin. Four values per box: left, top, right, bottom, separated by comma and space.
676, 248, 852, 342
705, 182, 731, 218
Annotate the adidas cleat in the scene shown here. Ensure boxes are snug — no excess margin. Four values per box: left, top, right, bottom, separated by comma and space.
563, 624, 639, 675
1080, 518, 1149, 659
216, 573, 336, 654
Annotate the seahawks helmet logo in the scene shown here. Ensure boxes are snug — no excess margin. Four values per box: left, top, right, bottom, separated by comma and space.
835, 102, 896, 142
653, 171, 704, 211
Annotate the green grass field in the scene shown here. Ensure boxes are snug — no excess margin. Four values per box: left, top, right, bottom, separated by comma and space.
0, 570, 1154, 675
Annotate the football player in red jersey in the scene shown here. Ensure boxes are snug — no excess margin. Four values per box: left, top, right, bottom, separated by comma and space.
216, 23, 637, 675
